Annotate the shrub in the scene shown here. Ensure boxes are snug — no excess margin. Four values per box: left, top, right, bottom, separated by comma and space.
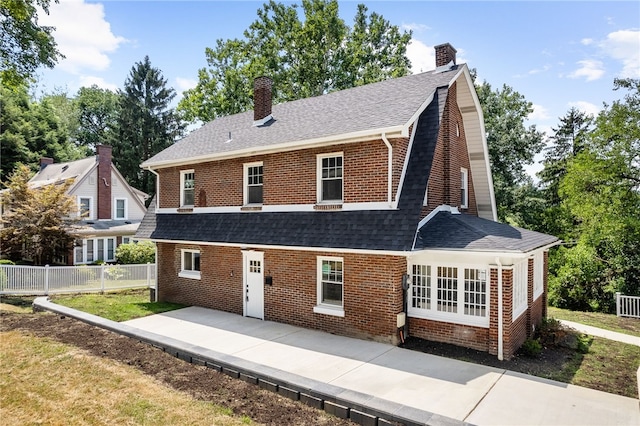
520, 338, 543, 358
115, 241, 155, 264
0, 259, 16, 265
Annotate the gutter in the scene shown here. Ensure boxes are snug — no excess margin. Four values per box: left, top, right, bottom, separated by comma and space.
381, 133, 393, 207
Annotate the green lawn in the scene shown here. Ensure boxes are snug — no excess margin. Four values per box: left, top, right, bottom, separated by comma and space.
51, 289, 186, 322
548, 306, 640, 338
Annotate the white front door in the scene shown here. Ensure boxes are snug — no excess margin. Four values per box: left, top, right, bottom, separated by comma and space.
243, 251, 264, 319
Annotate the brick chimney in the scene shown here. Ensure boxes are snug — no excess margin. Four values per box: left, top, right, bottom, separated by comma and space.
435, 43, 457, 67
40, 157, 54, 170
96, 145, 112, 220
253, 76, 273, 125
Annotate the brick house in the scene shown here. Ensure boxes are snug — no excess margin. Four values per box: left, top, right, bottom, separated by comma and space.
137, 43, 558, 360
28, 145, 148, 265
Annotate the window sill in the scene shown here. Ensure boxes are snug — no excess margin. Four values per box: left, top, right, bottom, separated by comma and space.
241, 205, 263, 212
313, 305, 345, 317
178, 271, 201, 280
178, 206, 194, 213
314, 203, 343, 211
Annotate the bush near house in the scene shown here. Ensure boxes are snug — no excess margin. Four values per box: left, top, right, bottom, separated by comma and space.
115, 241, 155, 264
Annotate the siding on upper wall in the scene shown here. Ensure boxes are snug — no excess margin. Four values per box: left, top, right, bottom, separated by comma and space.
70, 167, 145, 220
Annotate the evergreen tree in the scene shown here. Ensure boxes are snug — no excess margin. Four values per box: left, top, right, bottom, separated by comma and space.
114, 56, 184, 197
178, 0, 411, 123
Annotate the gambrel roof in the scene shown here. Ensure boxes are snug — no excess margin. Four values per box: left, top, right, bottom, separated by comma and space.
142, 67, 460, 168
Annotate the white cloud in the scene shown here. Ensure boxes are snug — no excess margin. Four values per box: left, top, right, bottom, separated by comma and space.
568, 59, 605, 81
529, 104, 551, 122
599, 29, 640, 78
568, 101, 601, 118
39, 0, 127, 74
175, 77, 198, 93
581, 38, 594, 46
401, 22, 430, 33
407, 39, 434, 74
77, 75, 118, 92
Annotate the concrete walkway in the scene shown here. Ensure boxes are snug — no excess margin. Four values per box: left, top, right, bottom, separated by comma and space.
560, 319, 640, 346
33, 299, 639, 426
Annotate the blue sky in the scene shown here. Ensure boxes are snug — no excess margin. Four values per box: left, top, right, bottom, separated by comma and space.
36, 1, 640, 175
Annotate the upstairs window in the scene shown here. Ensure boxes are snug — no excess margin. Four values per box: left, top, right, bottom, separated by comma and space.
318, 153, 343, 203
460, 168, 469, 209
78, 197, 92, 219
114, 198, 127, 219
180, 170, 195, 207
244, 162, 263, 205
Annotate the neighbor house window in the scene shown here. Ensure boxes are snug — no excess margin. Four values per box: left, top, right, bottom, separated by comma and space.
513, 260, 528, 320
533, 252, 544, 299
180, 170, 195, 207
313, 256, 344, 317
244, 162, 263, 205
74, 238, 116, 264
317, 153, 343, 203
78, 197, 92, 219
179, 249, 201, 279
409, 263, 489, 327
114, 198, 127, 219
460, 168, 468, 209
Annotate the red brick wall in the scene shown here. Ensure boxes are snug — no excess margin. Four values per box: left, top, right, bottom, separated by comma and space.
157, 138, 409, 209
409, 318, 490, 352
156, 242, 406, 344
421, 83, 478, 219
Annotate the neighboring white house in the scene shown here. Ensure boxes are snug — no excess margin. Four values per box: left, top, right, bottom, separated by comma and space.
29, 145, 147, 265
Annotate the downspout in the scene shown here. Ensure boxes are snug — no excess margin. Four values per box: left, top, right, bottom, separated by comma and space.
147, 167, 160, 303
381, 133, 393, 207
496, 257, 504, 361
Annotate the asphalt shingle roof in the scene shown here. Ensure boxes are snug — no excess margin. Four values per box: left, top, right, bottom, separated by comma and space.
29, 157, 96, 187
414, 211, 559, 253
142, 67, 461, 166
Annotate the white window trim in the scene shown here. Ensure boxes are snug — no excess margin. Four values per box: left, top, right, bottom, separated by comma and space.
180, 169, 195, 207
179, 249, 201, 280
407, 262, 490, 328
313, 256, 345, 317
114, 198, 127, 220
513, 260, 528, 320
74, 237, 116, 264
78, 196, 93, 220
316, 152, 344, 204
243, 161, 264, 206
460, 167, 469, 209
533, 252, 544, 300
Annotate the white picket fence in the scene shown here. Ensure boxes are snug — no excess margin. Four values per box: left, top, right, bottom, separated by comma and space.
616, 292, 640, 319
0, 263, 156, 296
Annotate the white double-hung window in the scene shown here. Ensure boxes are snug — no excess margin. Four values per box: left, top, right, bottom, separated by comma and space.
114, 198, 127, 219
180, 170, 195, 207
317, 153, 343, 203
460, 167, 469, 209
78, 196, 92, 219
179, 249, 201, 279
244, 162, 263, 205
533, 252, 544, 299
313, 256, 344, 317
409, 263, 489, 327
512, 260, 528, 320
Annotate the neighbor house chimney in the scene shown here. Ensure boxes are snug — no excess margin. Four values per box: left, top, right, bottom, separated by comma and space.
435, 43, 457, 68
253, 76, 273, 125
96, 145, 112, 220
40, 157, 54, 171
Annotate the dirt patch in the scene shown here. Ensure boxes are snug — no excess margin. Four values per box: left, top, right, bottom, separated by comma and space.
0, 311, 354, 426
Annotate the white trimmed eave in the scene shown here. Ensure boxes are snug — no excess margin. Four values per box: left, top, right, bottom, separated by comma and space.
141, 125, 406, 171
455, 65, 497, 222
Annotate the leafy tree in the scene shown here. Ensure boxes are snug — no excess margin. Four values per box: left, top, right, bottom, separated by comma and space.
474, 79, 545, 223
549, 78, 640, 312
539, 107, 593, 207
74, 85, 121, 150
0, 164, 78, 265
0, 0, 63, 88
114, 56, 184, 197
0, 85, 84, 182
178, 0, 411, 123
115, 240, 155, 264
